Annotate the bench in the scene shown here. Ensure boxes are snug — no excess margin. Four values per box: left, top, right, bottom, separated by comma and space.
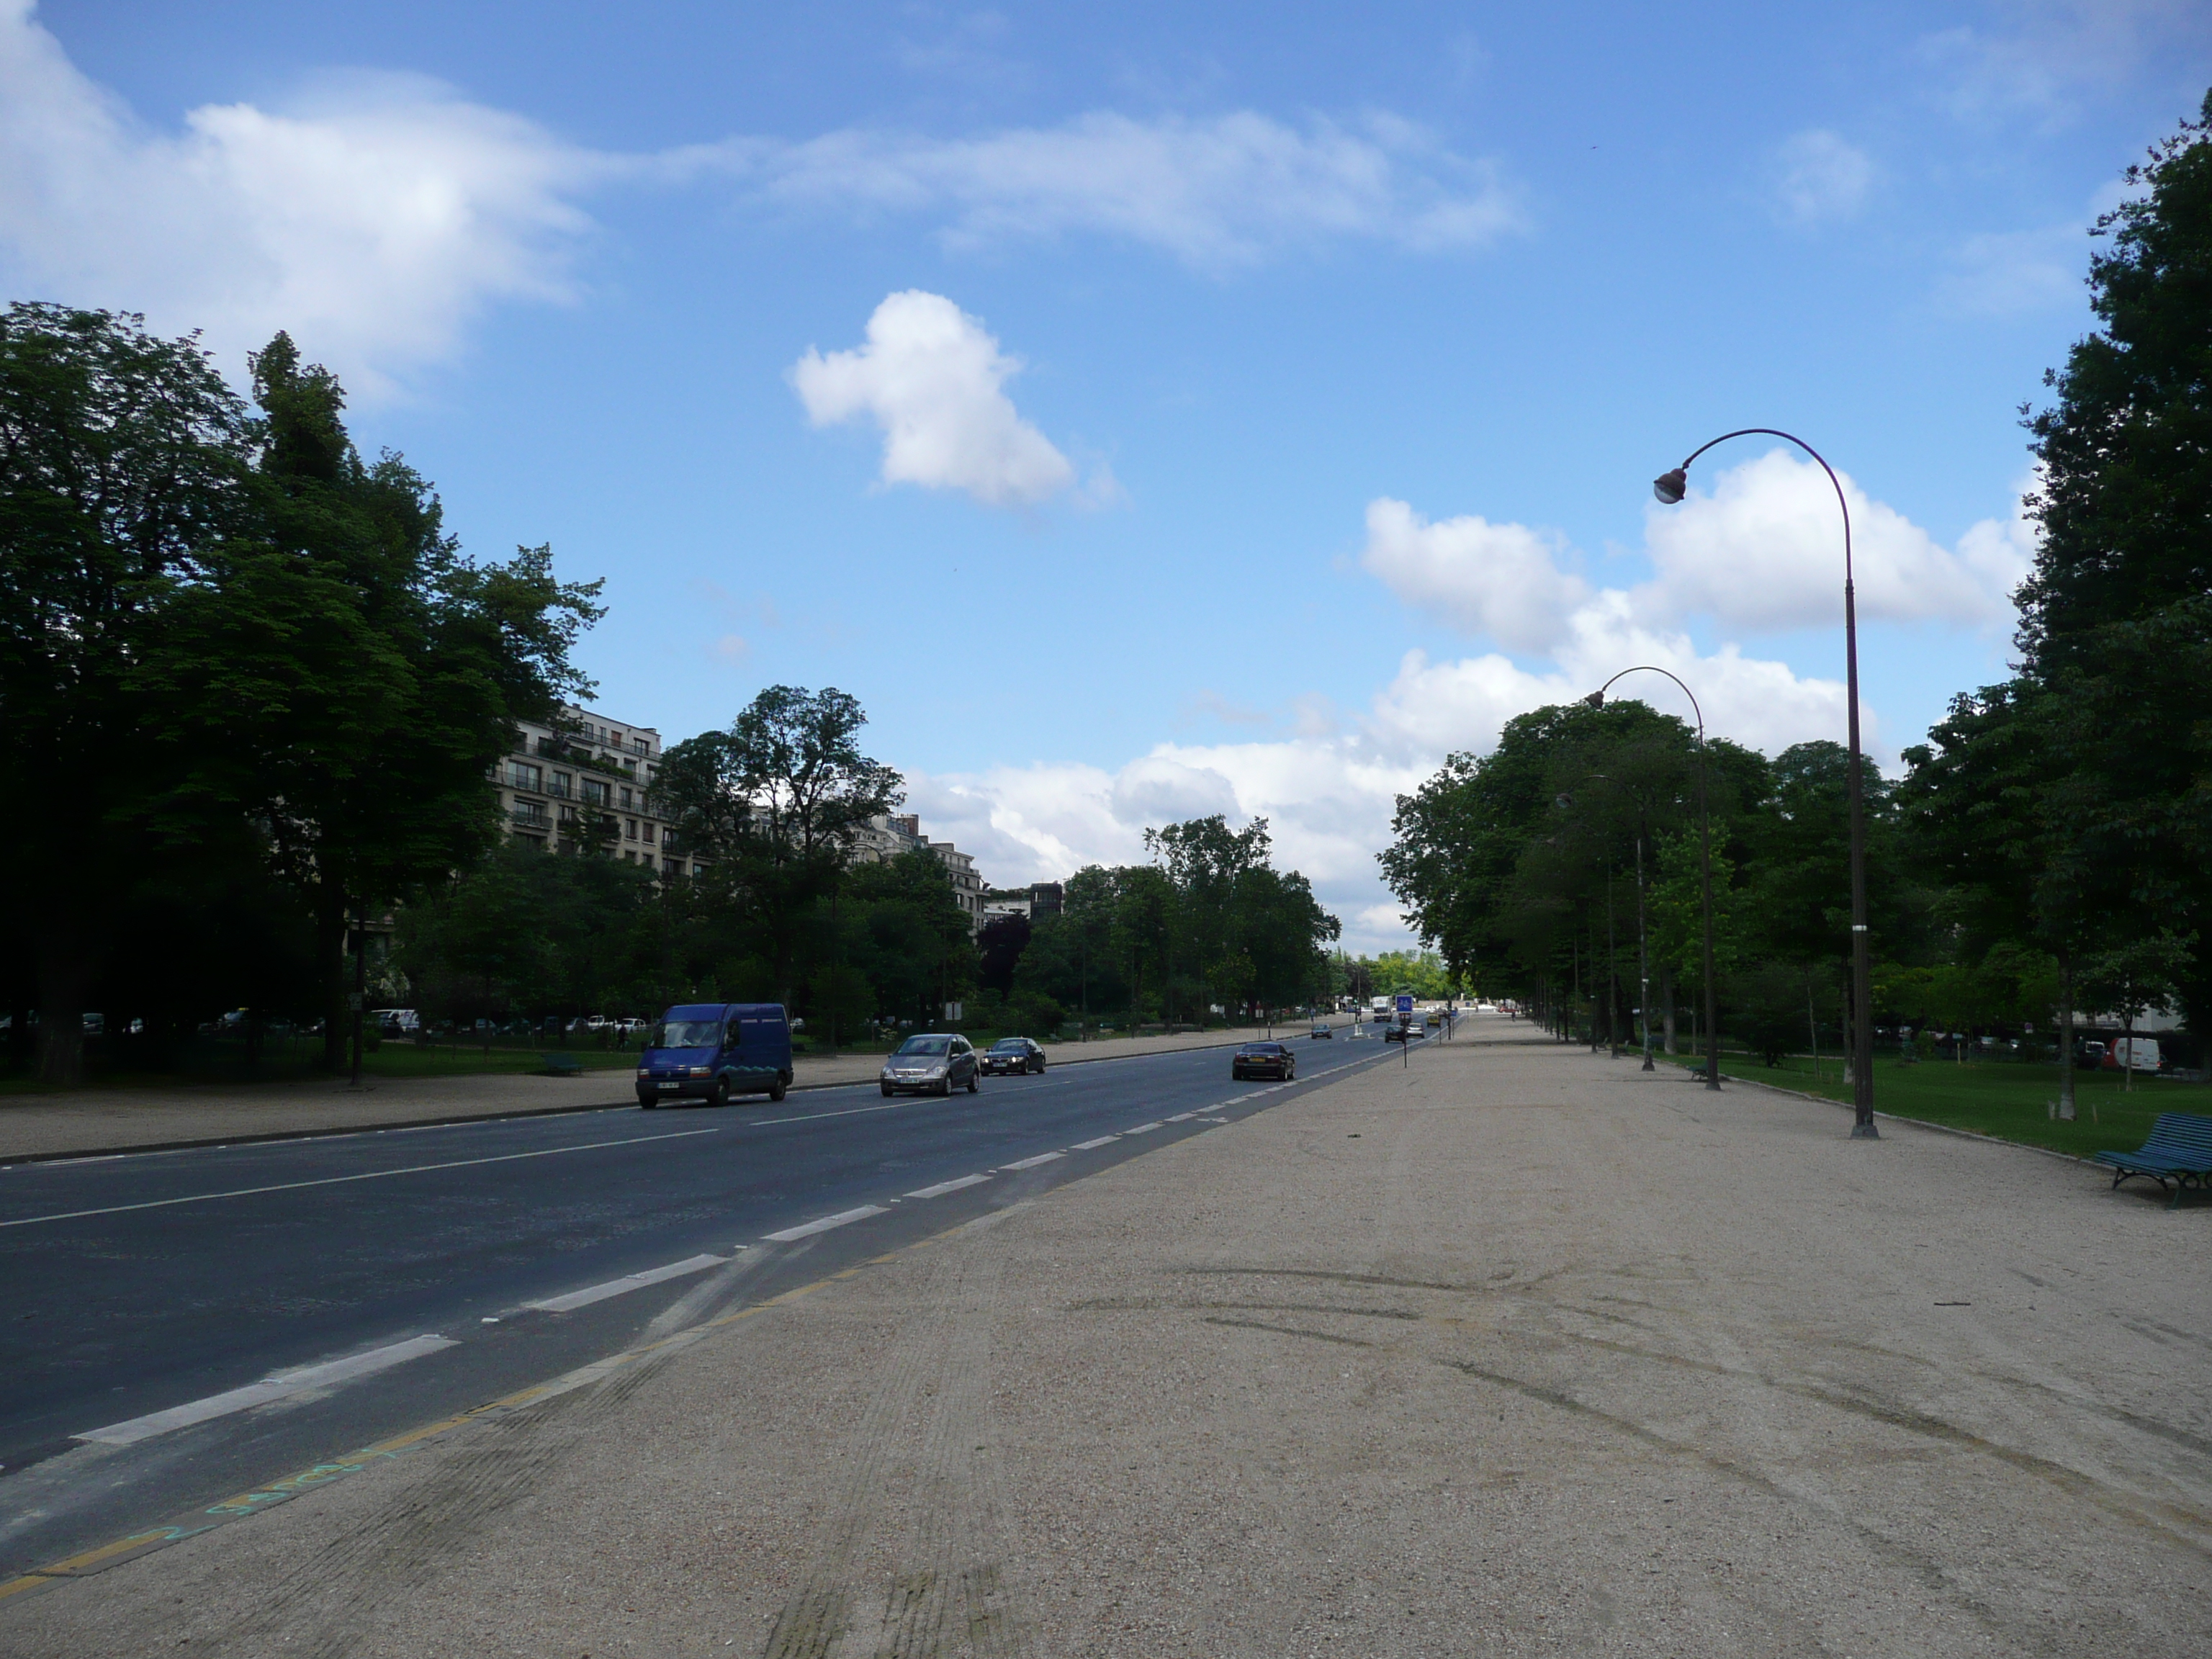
2090, 1112, 2212, 1209
539, 1052, 585, 1077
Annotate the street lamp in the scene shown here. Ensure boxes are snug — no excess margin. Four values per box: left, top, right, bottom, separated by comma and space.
1653, 430, 1876, 1138
1585, 669, 1719, 1092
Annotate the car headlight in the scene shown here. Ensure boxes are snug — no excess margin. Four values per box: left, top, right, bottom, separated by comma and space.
689, 1065, 711, 1076
636, 1068, 649, 1078
928, 1062, 949, 1076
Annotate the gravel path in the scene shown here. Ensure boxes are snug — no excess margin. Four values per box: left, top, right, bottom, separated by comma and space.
8, 1017, 2206, 1656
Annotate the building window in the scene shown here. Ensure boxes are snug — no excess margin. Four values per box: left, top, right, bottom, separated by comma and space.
581, 778, 609, 808
508, 761, 542, 792
665, 861, 684, 877
618, 786, 632, 809
642, 822, 655, 844
552, 771, 571, 798
640, 854, 655, 871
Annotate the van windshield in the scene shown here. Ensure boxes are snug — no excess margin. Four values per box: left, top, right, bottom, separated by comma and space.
657, 1019, 724, 1048
896, 1035, 951, 1056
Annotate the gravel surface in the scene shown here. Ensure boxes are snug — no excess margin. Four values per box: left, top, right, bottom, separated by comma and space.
0, 1024, 1303, 1161
8, 1017, 2207, 1656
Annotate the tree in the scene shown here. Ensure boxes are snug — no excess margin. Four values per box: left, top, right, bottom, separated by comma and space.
0, 305, 253, 1084
2080, 932, 2195, 1092
658, 685, 902, 1008
142, 335, 604, 1069
2019, 91, 2212, 664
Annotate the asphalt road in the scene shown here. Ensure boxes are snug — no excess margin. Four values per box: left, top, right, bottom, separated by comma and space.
0, 1030, 1403, 1579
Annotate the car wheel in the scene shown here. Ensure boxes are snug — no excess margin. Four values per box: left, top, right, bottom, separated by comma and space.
881, 1082, 894, 1097
967, 1071, 979, 1093
936, 1076, 953, 1097
706, 1076, 729, 1108
637, 1092, 657, 1110
769, 1077, 787, 1103
1032, 1058, 1044, 1074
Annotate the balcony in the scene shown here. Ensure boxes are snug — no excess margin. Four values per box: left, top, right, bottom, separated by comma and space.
510, 806, 553, 830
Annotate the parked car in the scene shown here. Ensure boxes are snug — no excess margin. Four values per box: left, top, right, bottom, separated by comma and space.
1231, 1041, 1295, 1081
881, 1033, 980, 1096
1309, 1020, 1333, 1038
636, 1002, 793, 1107
981, 1037, 1047, 1075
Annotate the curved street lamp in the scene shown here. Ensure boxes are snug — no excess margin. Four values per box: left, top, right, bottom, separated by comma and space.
1653, 430, 1876, 1138
1585, 668, 1719, 1092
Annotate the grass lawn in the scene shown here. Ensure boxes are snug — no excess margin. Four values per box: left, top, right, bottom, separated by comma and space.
1658, 1049, 2206, 1159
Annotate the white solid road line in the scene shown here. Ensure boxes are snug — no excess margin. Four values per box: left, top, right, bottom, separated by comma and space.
524, 1253, 732, 1314
997, 1151, 1064, 1171
1, 1125, 727, 1230
1068, 1136, 1119, 1151
763, 1205, 889, 1243
76, 1334, 458, 1447
904, 1174, 991, 1199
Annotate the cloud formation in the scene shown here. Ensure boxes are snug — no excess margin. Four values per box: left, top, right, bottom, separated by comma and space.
1771, 129, 1875, 225
732, 110, 1523, 273
791, 290, 1097, 508
0, 1, 598, 394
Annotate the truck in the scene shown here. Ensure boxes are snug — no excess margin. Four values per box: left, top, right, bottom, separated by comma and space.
1370, 995, 1391, 1016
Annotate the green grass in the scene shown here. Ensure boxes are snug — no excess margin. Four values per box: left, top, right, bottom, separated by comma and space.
1655, 1049, 2204, 1158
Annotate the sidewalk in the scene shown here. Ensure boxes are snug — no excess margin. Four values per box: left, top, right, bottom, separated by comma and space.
0, 1021, 1314, 1163
11, 1020, 2206, 1656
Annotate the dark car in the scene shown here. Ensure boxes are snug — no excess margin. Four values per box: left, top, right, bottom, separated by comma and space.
1309, 1020, 1333, 1039
637, 1002, 793, 1107
1231, 1041, 1295, 1082
981, 1037, 1047, 1075
880, 1032, 981, 1097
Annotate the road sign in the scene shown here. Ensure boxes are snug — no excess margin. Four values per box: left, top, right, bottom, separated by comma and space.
1395, 994, 1413, 1013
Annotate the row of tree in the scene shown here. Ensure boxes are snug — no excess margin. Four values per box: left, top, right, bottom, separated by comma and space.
1382, 92, 2212, 1114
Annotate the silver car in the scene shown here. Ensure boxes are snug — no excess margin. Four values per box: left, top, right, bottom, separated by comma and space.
880, 1033, 981, 1097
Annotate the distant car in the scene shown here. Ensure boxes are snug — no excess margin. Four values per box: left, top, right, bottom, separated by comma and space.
881, 1033, 980, 1097
1309, 1021, 1333, 1039
982, 1036, 1047, 1075
1232, 1041, 1295, 1081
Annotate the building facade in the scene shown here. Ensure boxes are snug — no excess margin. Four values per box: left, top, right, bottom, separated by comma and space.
493, 707, 701, 878
854, 813, 986, 933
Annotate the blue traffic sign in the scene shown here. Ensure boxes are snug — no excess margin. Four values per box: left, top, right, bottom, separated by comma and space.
1395, 994, 1414, 1012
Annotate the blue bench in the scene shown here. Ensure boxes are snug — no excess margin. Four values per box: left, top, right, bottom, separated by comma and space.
2090, 1112, 2212, 1209
539, 1052, 585, 1077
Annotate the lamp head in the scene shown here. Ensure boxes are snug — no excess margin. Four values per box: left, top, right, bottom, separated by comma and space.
1653, 467, 1689, 505
1583, 691, 1605, 709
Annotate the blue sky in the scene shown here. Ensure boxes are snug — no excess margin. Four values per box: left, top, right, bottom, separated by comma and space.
6, 1, 2207, 945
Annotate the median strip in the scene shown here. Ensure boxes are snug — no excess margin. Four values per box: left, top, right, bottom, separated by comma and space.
76, 1335, 459, 1447
524, 1253, 732, 1313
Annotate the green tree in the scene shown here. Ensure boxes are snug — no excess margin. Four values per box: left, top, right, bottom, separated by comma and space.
0, 305, 254, 1084
658, 685, 903, 1008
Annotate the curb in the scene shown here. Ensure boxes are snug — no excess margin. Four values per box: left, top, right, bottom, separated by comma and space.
0, 1030, 1297, 1168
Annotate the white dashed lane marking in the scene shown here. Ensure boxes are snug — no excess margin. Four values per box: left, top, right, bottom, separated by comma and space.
904, 1174, 991, 1199
763, 1205, 889, 1243
1121, 1122, 1166, 1134
997, 1151, 1064, 1171
1069, 1136, 1119, 1151
525, 1253, 731, 1313
77, 1335, 458, 1446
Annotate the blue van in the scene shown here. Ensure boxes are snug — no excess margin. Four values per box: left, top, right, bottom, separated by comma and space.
637, 1003, 793, 1108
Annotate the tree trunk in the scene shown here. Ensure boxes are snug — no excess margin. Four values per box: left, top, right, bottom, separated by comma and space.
318, 889, 349, 1072
2056, 952, 2077, 1122
36, 920, 99, 1087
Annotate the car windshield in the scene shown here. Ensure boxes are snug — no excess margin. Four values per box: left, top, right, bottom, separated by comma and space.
989, 1039, 1027, 1053
657, 1019, 722, 1048
896, 1035, 951, 1056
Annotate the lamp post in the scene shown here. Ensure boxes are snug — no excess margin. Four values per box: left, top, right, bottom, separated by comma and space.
1653, 431, 1875, 1138
1585, 668, 1719, 1092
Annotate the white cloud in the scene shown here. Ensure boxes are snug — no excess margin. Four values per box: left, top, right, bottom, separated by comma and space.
727, 109, 1524, 273
1360, 498, 1591, 654
790, 289, 1088, 508
1771, 129, 1875, 225
0, 1, 599, 395
1641, 449, 2033, 631
1918, 2, 2210, 126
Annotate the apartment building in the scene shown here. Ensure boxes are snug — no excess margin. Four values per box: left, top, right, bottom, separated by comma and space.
493, 707, 701, 878
853, 812, 987, 933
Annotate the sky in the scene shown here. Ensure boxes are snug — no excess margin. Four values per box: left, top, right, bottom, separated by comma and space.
5, 1, 2208, 949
